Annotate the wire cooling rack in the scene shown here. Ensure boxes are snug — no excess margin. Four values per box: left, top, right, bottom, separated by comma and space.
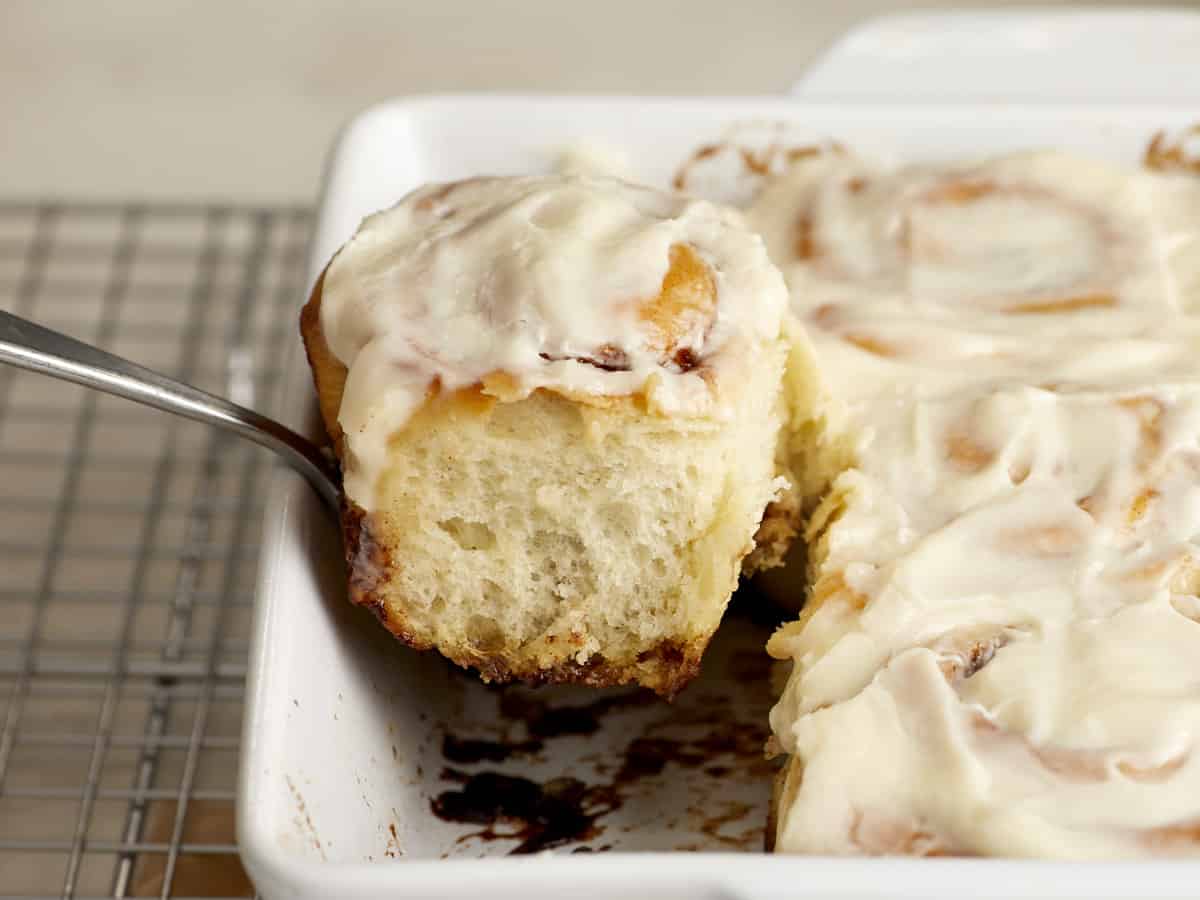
0, 201, 312, 899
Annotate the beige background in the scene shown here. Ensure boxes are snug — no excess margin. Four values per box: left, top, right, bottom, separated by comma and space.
4, 0, 1192, 204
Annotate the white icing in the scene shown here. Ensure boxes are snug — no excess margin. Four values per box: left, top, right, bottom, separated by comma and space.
753, 151, 1200, 857
320, 175, 787, 508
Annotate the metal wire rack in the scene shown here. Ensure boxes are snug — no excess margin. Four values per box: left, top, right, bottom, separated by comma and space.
0, 201, 312, 899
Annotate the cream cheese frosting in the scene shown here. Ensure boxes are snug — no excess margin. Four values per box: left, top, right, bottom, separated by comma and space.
319, 175, 788, 507
752, 150, 1200, 857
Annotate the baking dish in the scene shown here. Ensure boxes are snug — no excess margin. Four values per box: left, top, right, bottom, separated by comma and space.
239, 14, 1200, 900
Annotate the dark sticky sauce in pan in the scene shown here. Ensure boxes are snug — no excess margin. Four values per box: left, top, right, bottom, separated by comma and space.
433, 768, 618, 854
441, 734, 543, 764
431, 719, 775, 853
430, 608, 780, 855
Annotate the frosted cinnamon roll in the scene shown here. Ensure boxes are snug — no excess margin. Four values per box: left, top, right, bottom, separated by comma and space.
748, 149, 1200, 856
301, 175, 815, 695
752, 150, 1200, 343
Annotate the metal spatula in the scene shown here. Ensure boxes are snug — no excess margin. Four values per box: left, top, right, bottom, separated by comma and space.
0, 309, 340, 510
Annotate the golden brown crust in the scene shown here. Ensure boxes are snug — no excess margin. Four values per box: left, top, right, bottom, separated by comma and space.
340, 500, 435, 651
299, 267, 347, 451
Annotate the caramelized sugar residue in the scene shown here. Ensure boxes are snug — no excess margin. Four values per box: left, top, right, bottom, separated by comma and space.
433, 769, 617, 854
431, 611, 778, 855
442, 734, 543, 764
433, 712, 774, 855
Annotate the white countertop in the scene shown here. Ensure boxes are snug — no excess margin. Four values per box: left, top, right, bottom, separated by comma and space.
4, 0, 1184, 204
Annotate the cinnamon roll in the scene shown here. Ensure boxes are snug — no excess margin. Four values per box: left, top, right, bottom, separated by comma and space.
750, 149, 1200, 857
301, 174, 815, 695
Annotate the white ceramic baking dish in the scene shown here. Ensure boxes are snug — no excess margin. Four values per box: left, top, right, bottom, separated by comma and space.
239, 13, 1200, 900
